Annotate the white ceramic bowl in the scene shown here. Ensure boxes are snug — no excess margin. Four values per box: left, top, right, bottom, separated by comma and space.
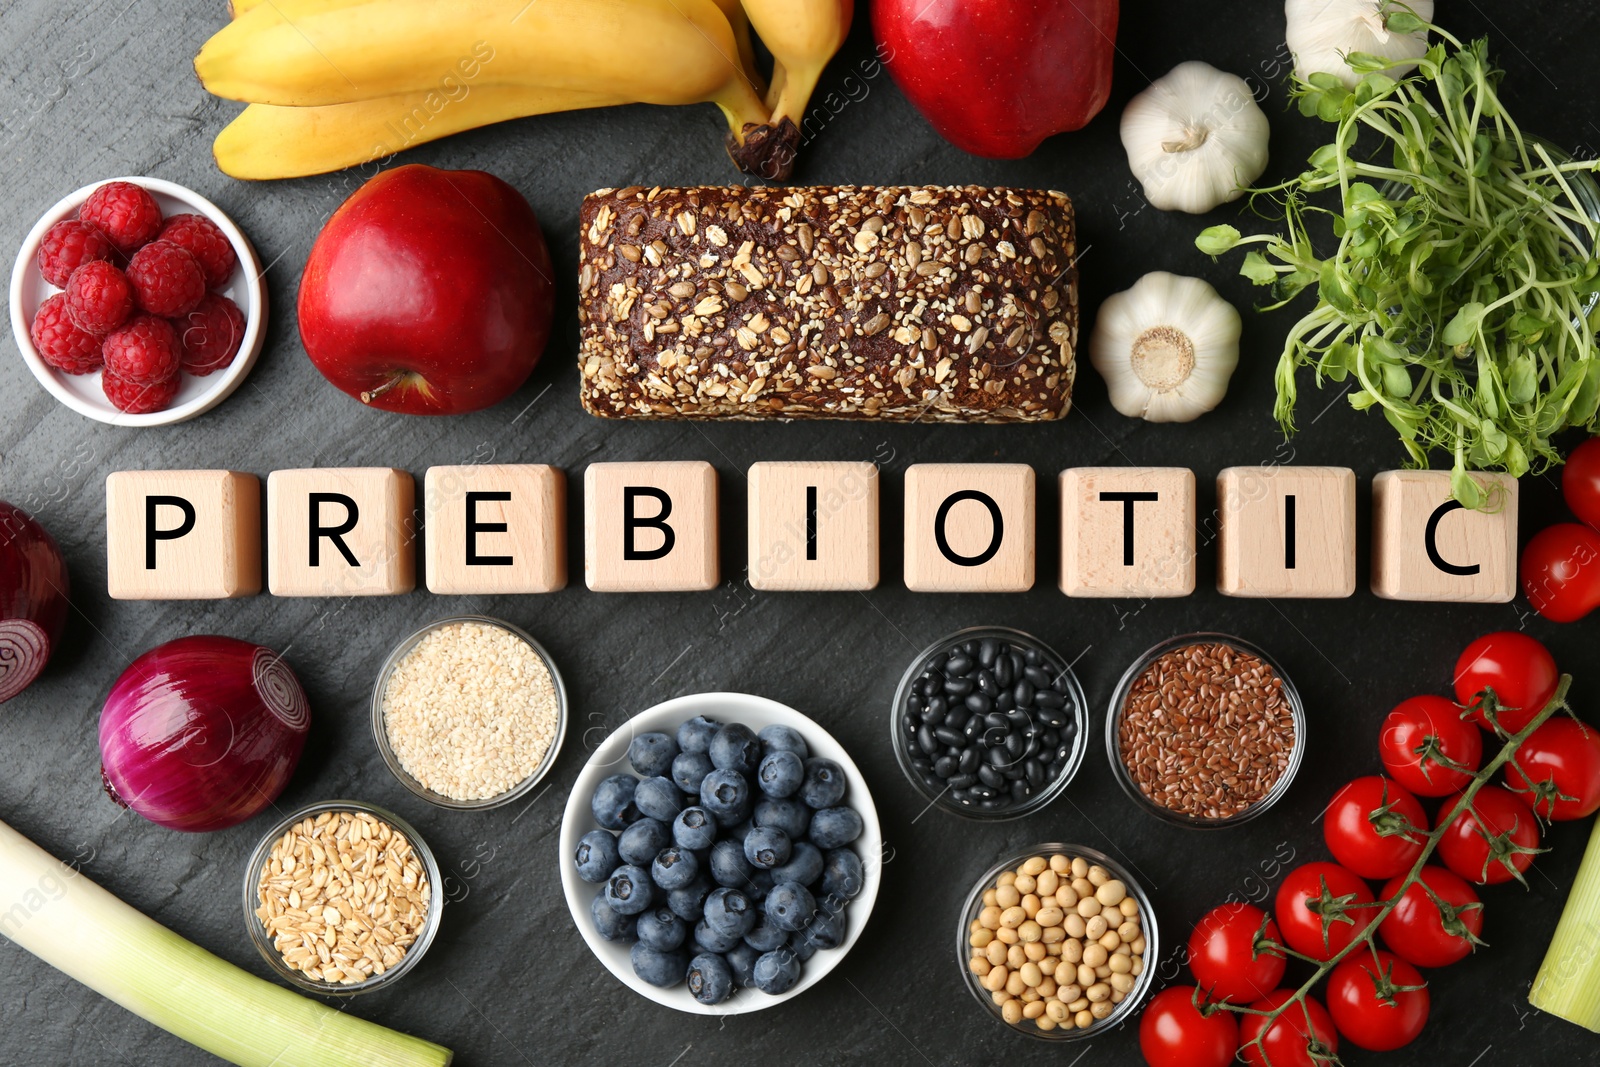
560, 692, 883, 1015
9, 176, 267, 426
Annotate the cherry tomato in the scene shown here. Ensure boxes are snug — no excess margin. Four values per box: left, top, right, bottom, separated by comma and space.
1378, 865, 1483, 968
1274, 862, 1377, 962
1139, 986, 1239, 1067
1326, 949, 1430, 1051
1379, 695, 1483, 796
1505, 717, 1600, 821
1453, 632, 1560, 733
1563, 436, 1600, 531
1187, 903, 1287, 1004
1323, 776, 1429, 880
1436, 785, 1541, 885
1520, 523, 1600, 624
1238, 989, 1338, 1067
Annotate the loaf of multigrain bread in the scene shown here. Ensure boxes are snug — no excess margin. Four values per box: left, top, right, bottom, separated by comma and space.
576, 185, 1078, 422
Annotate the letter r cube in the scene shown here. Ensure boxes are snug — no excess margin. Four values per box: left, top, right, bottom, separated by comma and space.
267, 468, 415, 597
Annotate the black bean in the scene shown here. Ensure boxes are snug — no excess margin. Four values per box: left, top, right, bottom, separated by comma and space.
1003, 763, 1025, 780
901, 712, 918, 735
1005, 708, 1030, 731
944, 704, 969, 729
1038, 708, 1067, 729
1024, 648, 1042, 666
1059, 719, 1078, 739
933, 726, 963, 747
1013, 680, 1035, 707
919, 677, 941, 700
979, 798, 1005, 810
963, 716, 984, 741
945, 654, 973, 677
984, 712, 1009, 732
1024, 665, 1052, 688
962, 640, 978, 655
920, 772, 944, 792
949, 774, 977, 789
977, 764, 1004, 789
943, 677, 974, 697
986, 746, 1012, 769
979, 639, 999, 667
1009, 651, 1026, 679
993, 655, 1014, 689
975, 671, 999, 697
917, 724, 939, 755
965, 693, 993, 716
949, 787, 970, 805
958, 747, 980, 775
1033, 689, 1064, 709
933, 755, 958, 778
1004, 732, 1024, 760
1025, 759, 1045, 789
1040, 728, 1060, 749
905, 692, 923, 711
970, 784, 997, 801
1010, 779, 1032, 802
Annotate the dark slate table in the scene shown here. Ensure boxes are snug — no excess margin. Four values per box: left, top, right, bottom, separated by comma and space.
2, 2, 1598, 1064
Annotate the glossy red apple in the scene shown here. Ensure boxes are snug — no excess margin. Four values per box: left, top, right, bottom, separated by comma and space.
298, 164, 554, 415
873, 0, 1119, 158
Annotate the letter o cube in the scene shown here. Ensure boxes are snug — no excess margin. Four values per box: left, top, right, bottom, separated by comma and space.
904, 463, 1035, 592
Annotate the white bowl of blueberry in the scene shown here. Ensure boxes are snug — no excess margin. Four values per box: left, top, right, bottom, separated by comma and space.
560, 692, 882, 1014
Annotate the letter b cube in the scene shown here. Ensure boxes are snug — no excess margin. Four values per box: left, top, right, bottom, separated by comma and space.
585, 461, 719, 592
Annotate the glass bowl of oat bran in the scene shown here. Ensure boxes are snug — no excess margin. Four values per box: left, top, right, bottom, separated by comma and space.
1104, 633, 1305, 830
372, 615, 568, 810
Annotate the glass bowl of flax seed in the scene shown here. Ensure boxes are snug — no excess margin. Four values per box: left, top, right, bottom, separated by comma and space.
1104, 633, 1305, 829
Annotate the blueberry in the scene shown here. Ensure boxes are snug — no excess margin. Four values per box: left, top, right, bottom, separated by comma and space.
604, 865, 656, 916
676, 715, 719, 755
753, 797, 810, 840
699, 768, 751, 823
725, 941, 761, 987
574, 829, 620, 883
636, 907, 688, 952
743, 918, 788, 953
667, 875, 714, 922
770, 841, 823, 887
671, 751, 714, 794
633, 776, 687, 822
800, 758, 847, 809
744, 825, 792, 869
756, 750, 805, 799
687, 952, 736, 1005
591, 774, 640, 830
652, 846, 699, 891
617, 818, 671, 866
630, 943, 687, 988
592, 892, 636, 941
799, 908, 845, 951
708, 839, 754, 887
764, 881, 816, 932
709, 723, 762, 776
787, 930, 818, 962
672, 806, 718, 851
693, 919, 743, 954
808, 807, 863, 850
744, 868, 775, 902
703, 887, 757, 938
822, 848, 865, 901
629, 732, 679, 778
752, 949, 802, 995
758, 724, 809, 759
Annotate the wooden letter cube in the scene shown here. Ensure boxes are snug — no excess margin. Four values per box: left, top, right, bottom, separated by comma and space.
267, 468, 415, 597
423, 465, 566, 595
748, 462, 879, 591
1060, 467, 1194, 597
106, 470, 261, 600
585, 461, 718, 592
1217, 466, 1356, 598
1372, 470, 1518, 602
904, 464, 1035, 593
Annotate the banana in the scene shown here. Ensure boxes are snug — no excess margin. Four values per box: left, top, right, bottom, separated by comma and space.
708, 0, 765, 95
215, 87, 622, 179
742, 0, 852, 127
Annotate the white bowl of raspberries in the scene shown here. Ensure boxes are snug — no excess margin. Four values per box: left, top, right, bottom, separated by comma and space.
9, 176, 265, 425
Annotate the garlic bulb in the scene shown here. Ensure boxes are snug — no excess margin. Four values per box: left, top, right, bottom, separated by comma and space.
1286, 0, 1434, 89
1120, 61, 1270, 215
1090, 272, 1241, 423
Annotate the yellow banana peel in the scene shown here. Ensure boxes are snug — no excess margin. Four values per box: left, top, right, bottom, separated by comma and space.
744, 0, 853, 127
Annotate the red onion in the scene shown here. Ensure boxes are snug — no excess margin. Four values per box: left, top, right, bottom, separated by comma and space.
0, 500, 70, 704
99, 636, 310, 832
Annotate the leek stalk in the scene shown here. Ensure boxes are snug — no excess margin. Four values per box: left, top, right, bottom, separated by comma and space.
1531, 814, 1600, 1031
0, 817, 452, 1066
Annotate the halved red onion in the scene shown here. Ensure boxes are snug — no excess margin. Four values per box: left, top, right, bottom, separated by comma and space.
0, 500, 70, 704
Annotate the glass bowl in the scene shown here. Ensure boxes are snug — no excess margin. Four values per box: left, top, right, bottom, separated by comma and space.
956, 842, 1159, 1040
1104, 632, 1306, 830
891, 626, 1088, 821
371, 615, 568, 810
242, 800, 444, 996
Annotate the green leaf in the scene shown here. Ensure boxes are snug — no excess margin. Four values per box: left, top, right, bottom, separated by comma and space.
1451, 467, 1488, 509
1240, 252, 1278, 284
1506, 356, 1538, 405
1383, 363, 1414, 396
1385, 10, 1427, 34
1196, 225, 1242, 256
1441, 303, 1487, 347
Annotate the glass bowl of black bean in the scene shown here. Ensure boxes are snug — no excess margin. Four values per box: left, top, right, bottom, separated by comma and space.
891, 627, 1088, 821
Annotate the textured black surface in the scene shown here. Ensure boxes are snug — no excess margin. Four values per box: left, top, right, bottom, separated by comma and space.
2, 2, 1599, 1065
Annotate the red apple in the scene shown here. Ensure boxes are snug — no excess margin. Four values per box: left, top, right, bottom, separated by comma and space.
872, 0, 1119, 158
298, 164, 554, 415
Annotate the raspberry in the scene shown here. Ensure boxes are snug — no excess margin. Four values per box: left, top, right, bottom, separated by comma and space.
29, 294, 104, 374
63, 260, 134, 335
126, 241, 205, 317
102, 368, 181, 415
173, 292, 246, 375
79, 181, 162, 256
37, 219, 114, 288
159, 214, 237, 288
102, 315, 180, 385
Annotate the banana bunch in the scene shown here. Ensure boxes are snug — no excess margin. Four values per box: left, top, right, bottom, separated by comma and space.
199, 0, 852, 181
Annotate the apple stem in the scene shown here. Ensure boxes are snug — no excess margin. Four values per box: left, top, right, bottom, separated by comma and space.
360, 374, 405, 405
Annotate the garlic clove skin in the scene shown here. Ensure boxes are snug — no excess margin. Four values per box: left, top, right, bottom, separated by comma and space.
1089, 271, 1242, 424
1285, 0, 1434, 90
1120, 61, 1271, 215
